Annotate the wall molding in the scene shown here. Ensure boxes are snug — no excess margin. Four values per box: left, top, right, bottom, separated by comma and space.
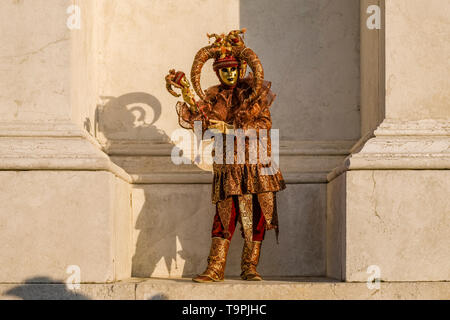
0, 120, 131, 182
105, 139, 356, 184
327, 119, 450, 181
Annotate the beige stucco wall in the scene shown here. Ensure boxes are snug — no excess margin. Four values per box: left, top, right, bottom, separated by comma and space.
70, 0, 101, 132
0, 171, 132, 283
0, 0, 133, 284
327, 0, 450, 282
327, 170, 450, 282
240, 0, 360, 141
385, 0, 450, 120
94, 0, 240, 143
0, 0, 71, 123
93, 0, 360, 143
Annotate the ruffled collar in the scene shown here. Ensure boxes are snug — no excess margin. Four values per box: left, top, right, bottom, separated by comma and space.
218, 83, 236, 90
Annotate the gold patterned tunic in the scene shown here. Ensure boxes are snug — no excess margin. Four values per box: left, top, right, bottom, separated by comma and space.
176, 74, 286, 242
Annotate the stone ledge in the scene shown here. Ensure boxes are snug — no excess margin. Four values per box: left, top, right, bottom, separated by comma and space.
0, 121, 131, 183
1, 278, 449, 300
107, 140, 355, 184
103, 140, 356, 156
128, 171, 331, 184
327, 119, 450, 181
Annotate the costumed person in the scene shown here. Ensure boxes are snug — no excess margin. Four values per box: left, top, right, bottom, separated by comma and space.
165, 29, 286, 282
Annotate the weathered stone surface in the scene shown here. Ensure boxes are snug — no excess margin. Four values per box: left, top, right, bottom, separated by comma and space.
328, 170, 450, 281
1, 0, 449, 292
0, 0, 71, 123
385, 0, 450, 120
113, 176, 134, 280
0, 171, 132, 283
0, 280, 138, 300
2, 278, 449, 300
328, 119, 450, 181
135, 278, 450, 300
93, 0, 360, 143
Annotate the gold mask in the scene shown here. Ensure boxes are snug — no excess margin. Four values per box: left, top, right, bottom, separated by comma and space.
218, 66, 238, 86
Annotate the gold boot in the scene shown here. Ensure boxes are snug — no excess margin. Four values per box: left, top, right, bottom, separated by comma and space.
192, 237, 230, 283
240, 240, 263, 281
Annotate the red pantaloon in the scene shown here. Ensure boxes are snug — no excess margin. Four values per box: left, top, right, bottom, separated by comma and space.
211, 194, 266, 241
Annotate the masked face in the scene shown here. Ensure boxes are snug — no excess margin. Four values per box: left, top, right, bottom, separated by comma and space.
218, 66, 238, 86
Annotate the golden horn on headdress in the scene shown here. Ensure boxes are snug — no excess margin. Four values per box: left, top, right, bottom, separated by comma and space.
190, 30, 264, 104
190, 46, 220, 102
232, 46, 264, 104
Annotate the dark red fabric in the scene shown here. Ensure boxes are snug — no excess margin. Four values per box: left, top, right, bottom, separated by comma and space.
211, 195, 266, 241
252, 195, 266, 241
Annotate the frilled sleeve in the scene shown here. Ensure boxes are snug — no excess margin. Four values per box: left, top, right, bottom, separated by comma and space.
175, 101, 207, 131
233, 76, 277, 131
251, 104, 272, 130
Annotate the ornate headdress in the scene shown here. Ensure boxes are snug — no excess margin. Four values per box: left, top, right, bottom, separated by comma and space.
190, 28, 264, 104
212, 55, 239, 72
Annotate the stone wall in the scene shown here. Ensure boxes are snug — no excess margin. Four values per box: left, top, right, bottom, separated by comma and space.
0, 0, 133, 283
93, 0, 360, 277
327, 0, 450, 281
1, 0, 448, 285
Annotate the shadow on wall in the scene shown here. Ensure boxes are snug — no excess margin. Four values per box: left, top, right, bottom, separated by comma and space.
131, 184, 214, 278
95, 92, 204, 278
95, 92, 168, 142
240, 0, 361, 141
4, 277, 90, 300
